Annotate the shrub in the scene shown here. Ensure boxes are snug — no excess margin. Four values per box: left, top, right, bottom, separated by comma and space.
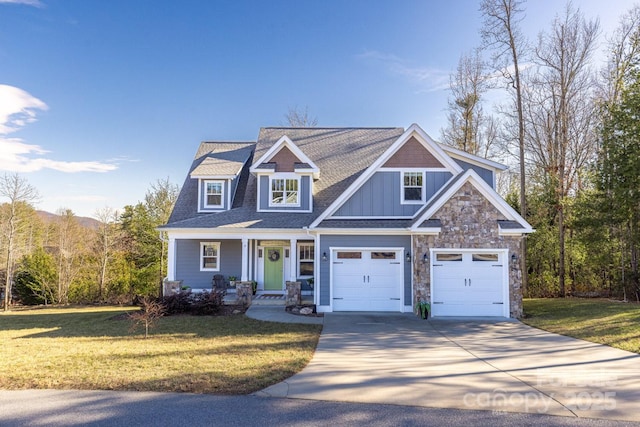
190, 290, 224, 315
161, 290, 192, 314
161, 289, 225, 316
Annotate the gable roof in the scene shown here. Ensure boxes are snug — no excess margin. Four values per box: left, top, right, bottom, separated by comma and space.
163, 127, 404, 229
167, 142, 255, 223
250, 135, 320, 178
309, 123, 462, 228
411, 168, 533, 233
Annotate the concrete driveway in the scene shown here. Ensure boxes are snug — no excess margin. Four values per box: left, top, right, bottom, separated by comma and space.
257, 313, 640, 422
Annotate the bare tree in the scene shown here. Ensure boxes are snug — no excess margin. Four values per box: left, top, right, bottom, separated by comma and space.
54, 209, 84, 304
94, 207, 119, 301
599, 5, 640, 106
481, 0, 529, 293
441, 50, 498, 157
0, 173, 39, 311
525, 3, 599, 296
481, 0, 528, 216
284, 105, 318, 127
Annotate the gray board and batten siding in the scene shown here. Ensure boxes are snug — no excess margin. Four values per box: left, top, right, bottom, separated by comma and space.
258, 175, 311, 211
455, 159, 495, 187
333, 171, 452, 217
175, 239, 242, 289
318, 234, 412, 307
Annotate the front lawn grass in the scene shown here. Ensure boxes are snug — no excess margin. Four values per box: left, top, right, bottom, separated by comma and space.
0, 306, 321, 394
523, 298, 640, 354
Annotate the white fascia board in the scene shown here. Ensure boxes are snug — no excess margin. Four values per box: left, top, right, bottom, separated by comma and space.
312, 228, 414, 235
250, 135, 320, 176
438, 143, 508, 171
189, 174, 237, 180
310, 123, 462, 229
411, 169, 533, 231
165, 229, 313, 240
499, 227, 535, 236
409, 228, 441, 235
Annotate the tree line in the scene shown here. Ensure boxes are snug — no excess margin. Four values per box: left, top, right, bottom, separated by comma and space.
0, 174, 178, 310
441, 1, 640, 300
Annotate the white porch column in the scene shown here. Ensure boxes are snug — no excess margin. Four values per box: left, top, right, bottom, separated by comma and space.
167, 236, 176, 281
241, 237, 249, 281
289, 239, 297, 281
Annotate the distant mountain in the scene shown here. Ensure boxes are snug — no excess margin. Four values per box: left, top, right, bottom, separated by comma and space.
36, 211, 101, 229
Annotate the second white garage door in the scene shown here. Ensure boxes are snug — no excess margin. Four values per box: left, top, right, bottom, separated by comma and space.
332, 249, 403, 312
431, 250, 508, 317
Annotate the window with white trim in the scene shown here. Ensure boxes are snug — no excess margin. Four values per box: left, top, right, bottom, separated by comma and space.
204, 180, 224, 208
200, 242, 220, 271
298, 243, 314, 277
270, 176, 300, 206
402, 171, 424, 203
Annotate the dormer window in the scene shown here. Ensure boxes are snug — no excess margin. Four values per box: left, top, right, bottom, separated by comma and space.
270, 175, 300, 207
205, 180, 224, 208
402, 171, 424, 204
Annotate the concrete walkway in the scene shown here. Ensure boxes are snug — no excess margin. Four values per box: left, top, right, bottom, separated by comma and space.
256, 313, 640, 422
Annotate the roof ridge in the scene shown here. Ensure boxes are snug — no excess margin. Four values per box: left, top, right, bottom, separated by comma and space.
261, 126, 403, 130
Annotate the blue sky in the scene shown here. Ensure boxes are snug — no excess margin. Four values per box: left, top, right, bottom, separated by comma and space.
0, 0, 634, 218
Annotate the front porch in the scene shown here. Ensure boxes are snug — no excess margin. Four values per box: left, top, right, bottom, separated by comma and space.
165, 233, 316, 299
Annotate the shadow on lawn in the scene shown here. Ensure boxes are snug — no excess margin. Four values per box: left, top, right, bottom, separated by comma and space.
1, 308, 320, 339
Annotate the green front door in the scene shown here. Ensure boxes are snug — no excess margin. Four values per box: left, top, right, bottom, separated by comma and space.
264, 247, 283, 291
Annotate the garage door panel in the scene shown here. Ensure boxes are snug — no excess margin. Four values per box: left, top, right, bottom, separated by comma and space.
432, 250, 507, 317
332, 249, 403, 312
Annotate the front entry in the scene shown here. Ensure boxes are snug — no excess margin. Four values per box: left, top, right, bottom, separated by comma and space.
263, 247, 284, 291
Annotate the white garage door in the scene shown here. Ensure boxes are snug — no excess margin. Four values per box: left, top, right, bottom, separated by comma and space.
332, 249, 403, 311
431, 251, 507, 317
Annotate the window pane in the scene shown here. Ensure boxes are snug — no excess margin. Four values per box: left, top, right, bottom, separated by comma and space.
337, 251, 362, 259
207, 182, 222, 194
286, 179, 298, 191
207, 194, 221, 206
203, 245, 217, 257
299, 262, 314, 276
472, 253, 499, 262
272, 179, 284, 191
202, 258, 218, 269
404, 187, 422, 201
272, 191, 284, 204
371, 252, 396, 259
436, 253, 463, 262
286, 191, 298, 204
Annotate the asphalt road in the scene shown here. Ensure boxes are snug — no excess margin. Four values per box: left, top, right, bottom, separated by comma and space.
0, 390, 638, 427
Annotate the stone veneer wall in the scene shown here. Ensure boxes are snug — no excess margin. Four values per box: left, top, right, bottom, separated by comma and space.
413, 182, 524, 318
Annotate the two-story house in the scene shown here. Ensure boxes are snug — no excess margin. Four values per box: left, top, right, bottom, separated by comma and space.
161, 124, 533, 317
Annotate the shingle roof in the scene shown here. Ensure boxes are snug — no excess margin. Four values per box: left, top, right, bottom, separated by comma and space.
167, 142, 255, 224
497, 220, 526, 230
163, 127, 404, 229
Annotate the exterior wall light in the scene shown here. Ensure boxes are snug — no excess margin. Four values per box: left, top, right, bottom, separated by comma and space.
423, 253, 429, 263
406, 252, 411, 262
511, 253, 518, 265
322, 252, 328, 261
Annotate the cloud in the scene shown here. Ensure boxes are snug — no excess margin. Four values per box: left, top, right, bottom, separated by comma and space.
0, 84, 118, 173
357, 50, 450, 92
0, 84, 48, 135
0, 138, 118, 173
0, 0, 44, 7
